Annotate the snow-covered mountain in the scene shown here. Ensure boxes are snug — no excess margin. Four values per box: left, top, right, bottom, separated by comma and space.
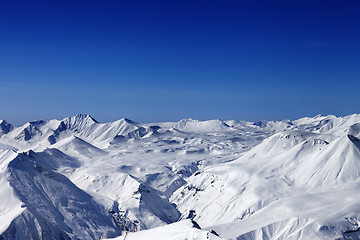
1, 114, 360, 239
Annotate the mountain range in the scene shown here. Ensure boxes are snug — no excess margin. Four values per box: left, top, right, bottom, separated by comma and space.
1, 114, 360, 239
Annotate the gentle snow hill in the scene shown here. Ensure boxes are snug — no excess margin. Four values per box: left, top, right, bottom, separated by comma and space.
293, 114, 360, 135
52, 135, 108, 159
150, 118, 231, 132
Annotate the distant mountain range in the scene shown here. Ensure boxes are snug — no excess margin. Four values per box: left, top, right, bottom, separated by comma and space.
1, 114, 360, 239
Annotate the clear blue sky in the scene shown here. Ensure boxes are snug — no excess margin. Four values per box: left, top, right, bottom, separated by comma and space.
1, 1, 359, 125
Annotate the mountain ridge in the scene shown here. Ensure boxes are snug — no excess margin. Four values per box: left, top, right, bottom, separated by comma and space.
1, 113, 360, 239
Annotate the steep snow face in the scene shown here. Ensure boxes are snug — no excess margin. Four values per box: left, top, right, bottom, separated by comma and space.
13, 123, 42, 141
1, 151, 120, 240
1, 114, 360, 240
0, 162, 24, 235
52, 115, 141, 148
349, 123, 360, 139
57, 114, 99, 132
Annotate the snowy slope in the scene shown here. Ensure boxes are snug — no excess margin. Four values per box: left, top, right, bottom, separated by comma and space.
150, 118, 232, 132
171, 115, 360, 239
1, 150, 120, 239
106, 219, 224, 240
1, 114, 360, 239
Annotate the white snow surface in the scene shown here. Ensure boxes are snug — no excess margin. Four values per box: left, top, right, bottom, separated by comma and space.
106, 219, 224, 240
0, 114, 360, 239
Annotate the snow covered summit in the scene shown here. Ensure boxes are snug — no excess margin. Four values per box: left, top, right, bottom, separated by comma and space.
1, 114, 360, 239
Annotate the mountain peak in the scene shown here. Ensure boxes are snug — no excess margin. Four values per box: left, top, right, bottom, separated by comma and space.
179, 118, 196, 122
28, 120, 47, 126
55, 114, 98, 134
349, 123, 360, 139
0, 119, 14, 135
119, 118, 138, 125
71, 114, 99, 124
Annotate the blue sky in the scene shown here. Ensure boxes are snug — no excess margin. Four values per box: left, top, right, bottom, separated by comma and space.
1, 1, 359, 125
